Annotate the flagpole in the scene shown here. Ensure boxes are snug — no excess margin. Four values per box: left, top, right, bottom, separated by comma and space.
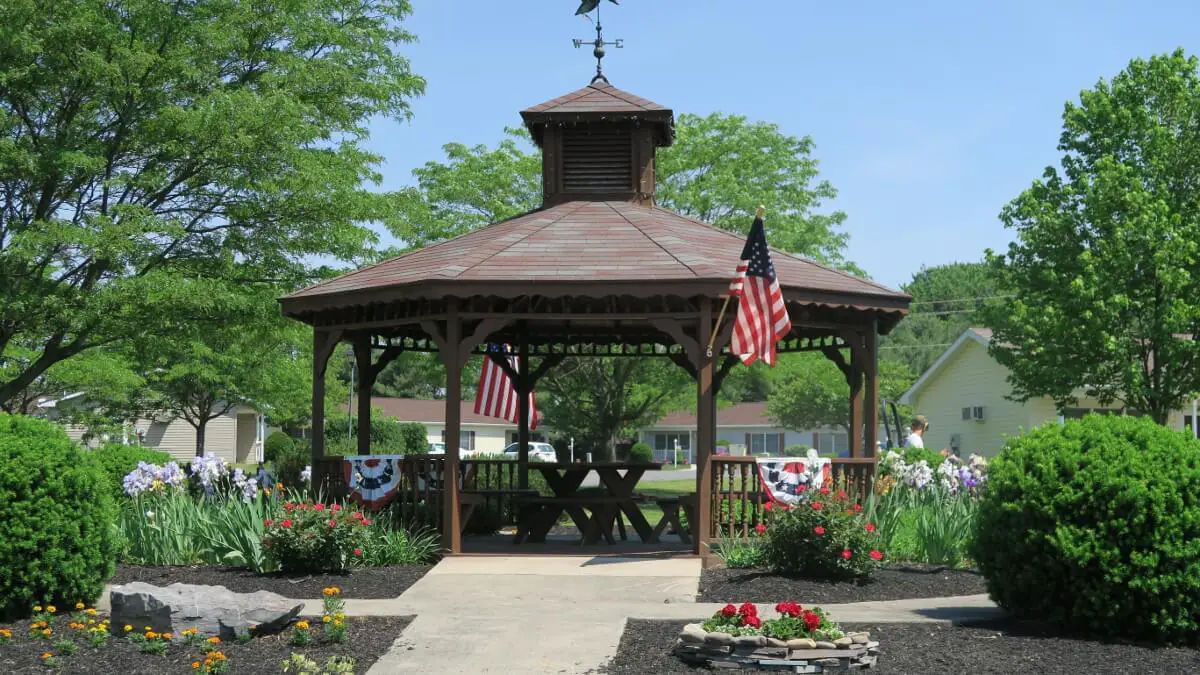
706, 205, 765, 358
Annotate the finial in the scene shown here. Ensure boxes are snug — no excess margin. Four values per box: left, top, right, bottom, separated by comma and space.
573, 0, 623, 83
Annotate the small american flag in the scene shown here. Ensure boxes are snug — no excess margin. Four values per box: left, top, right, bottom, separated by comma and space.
474, 344, 539, 430
729, 215, 792, 366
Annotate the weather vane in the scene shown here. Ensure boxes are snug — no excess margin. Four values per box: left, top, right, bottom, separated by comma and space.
573, 0, 623, 84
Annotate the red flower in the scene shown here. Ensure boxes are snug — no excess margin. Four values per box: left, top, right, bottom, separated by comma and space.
738, 602, 758, 618
813, 526, 825, 535
352, 512, 363, 520
802, 610, 821, 632
820, 486, 830, 495
853, 503, 863, 513
763, 502, 773, 511
263, 519, 274, 527
353, 548, 363, 556
720, 604, 738, 618
865, 523, 876, 533
331, 504, 342, 512
743, 615, 762, 629
837, 490, 847, 500
754, 523, 766, 535
362, 518, 372, 526
842, 549, 852, 560
314, 504, 325, 512
870, 550, 884, 561
328, 519, 337, 528
774, 602, 802, 617
281, 519, 293, 529
284, 502, 295, 512
811, 501, 824, 511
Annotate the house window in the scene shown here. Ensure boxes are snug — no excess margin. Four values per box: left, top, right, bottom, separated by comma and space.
747, 433, 781, 455
440, 429, 476, 450
815, 432, 849, 456
652, 433, 690, 452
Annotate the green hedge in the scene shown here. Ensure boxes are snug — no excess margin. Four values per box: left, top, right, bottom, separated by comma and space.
264, 431, 295, 463
972, 415, 1200, 644
0, 415, 118, 619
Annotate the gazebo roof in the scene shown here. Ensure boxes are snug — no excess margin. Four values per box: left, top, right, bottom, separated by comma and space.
520, 81, 675, 146
281, 200, 909, 324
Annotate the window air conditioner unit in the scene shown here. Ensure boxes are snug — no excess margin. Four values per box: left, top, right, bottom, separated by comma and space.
971, 406, 986, 422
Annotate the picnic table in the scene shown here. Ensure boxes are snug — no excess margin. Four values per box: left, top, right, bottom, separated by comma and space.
516, 462, 663, 544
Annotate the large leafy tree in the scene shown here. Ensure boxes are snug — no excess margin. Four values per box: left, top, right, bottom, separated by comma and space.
883, 262, 999, 375
983, 50, 1200, 424
0, 0, 425, 407
767, 353, 915, 438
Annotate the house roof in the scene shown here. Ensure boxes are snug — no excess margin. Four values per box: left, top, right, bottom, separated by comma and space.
653, 402, 775, 428
368, 397, 513, 426
898, 327, 993, 405
282, 201, 909, 315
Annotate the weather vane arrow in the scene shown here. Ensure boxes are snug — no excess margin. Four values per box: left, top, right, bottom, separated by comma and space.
573, 0, 623, 84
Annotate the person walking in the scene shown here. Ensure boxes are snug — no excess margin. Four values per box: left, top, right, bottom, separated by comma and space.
904, 415, 929, 449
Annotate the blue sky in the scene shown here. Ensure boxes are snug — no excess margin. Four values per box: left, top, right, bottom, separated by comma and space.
364, 0, 1199, 289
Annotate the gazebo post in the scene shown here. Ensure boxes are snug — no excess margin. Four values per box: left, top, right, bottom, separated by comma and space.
353, 336, 373, 456
694, 302, 715, 560
847, 342, 864, 458
517, 330, 530, 489
440, 313, 464, 553
310, 329, 342, 486
863, 319, 880, 458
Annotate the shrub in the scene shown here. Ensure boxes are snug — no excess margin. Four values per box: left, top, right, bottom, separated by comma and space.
628, 442, 654, 463
263, 501, 372, 573
972, 415, 1200, 645
325, 416, 408, 454
361, 527, 439, 566
782, 444, 810, 457
397, 422, 429, 455
91, 443, 172, 501
900, 446, 946, 471
0, 414, 119, 619
264, 432, 295, 463
273, 442, 311, 488
761, 489, 885, 579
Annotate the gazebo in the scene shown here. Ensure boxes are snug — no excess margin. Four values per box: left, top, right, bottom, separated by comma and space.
279, 79, 911, 557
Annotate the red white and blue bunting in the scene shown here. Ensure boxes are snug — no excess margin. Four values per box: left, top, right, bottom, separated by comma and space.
755, 454, 832, 507
342, 455, 403, 510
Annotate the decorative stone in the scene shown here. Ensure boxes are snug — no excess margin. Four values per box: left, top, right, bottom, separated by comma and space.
834, 636, 854, 648
704, 631, 735, 646
816, 657, 843, 666
850, 632, 870, 644
815, 641, 837, 649
787, 638, 817, 649
865, 641, 880, 650
109, 582, 302, 641
763, 637, 789, 648
679, 624, 706, 643
734, 635, 766, 648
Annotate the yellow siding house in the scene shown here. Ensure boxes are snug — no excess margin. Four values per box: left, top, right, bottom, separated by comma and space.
899, 328, 1197, 456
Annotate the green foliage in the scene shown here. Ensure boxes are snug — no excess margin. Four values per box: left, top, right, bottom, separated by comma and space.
715, 538, 765, 569
324, 415, 419, 454
0, 0, 425, 407
263, 502, 372, 573
398, 422, 431, 455
767, 353, 915, 433
899, 446, 947, 472
882, 262, 999, 375
761, 491, 884, 580
361, 528, 439, 566
265, 432, 297, 464
0, 414, 118, 619
120, 490, 278, 572
272, 442, 311, 488
282, 653, 356, 675
628, 442, 654, 463
782, 444, 811, 457
983, 50, 1200, 424
972, 415, 1200, 644
91, 443, 172, 501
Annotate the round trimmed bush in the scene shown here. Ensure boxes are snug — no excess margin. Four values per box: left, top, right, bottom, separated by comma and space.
972, 415, 1200, 645
628, 442, 654, 463
264, 431, 295, 463
91, 442, 172, 500
0, 414, 119, 619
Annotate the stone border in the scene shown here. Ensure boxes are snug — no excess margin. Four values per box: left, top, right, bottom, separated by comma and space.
674, 624, 878, 671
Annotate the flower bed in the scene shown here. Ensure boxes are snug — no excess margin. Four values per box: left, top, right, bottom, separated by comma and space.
674, 602, 878, 671
109, 564, 432, 600
0, 595, 410, 674
698, 564, 987, 604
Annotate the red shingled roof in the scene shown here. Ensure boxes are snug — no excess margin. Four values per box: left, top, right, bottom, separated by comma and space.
654, 402, 775, 428
367, 398, 511, 426
285, 201, 903, 303
522, 81, 668, 115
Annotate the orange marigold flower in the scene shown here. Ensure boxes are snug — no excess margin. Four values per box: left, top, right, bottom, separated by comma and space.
207, 636, 221, 644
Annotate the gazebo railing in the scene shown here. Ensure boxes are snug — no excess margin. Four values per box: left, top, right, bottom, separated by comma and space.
708, 456, 879, 541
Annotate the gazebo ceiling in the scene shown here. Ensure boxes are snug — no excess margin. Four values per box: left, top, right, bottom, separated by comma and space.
281, 200, 910, 326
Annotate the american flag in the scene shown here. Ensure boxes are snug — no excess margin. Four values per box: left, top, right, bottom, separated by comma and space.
729, 215, 792, 366
474, 344, 540, 430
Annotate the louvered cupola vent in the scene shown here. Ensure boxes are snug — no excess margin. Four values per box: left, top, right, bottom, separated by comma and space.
562, 126, 632, 193
520, 81, 675, 207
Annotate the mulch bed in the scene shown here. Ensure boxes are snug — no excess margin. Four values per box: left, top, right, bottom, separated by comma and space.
110, 564, 432, 599
0, 615, 412, 674
699, 565, 987, 604
601, 619, 1200, 674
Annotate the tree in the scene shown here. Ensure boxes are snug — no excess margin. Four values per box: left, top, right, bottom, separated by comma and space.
766, 353, 915, 436
537, 359, 692, 460
983, 50, 1200, 425
0, 0, 425, 405
882, 262, 999, 375
389, 114, 854, 267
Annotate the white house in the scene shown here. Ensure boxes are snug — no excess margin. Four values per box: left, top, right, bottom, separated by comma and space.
370, 397, 546, 454
37, 393, 266, 464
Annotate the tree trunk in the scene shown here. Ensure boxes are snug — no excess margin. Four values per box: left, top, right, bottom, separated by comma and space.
195, 420, 207, 456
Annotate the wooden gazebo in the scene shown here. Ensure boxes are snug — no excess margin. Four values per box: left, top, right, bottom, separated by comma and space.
279, 79, 911, 556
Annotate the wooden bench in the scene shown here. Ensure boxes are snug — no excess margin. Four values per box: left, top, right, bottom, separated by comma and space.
651, 494, 697, 544
512, 495, 625, 545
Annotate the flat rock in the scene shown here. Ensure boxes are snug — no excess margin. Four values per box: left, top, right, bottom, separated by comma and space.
734, 635, 766, 648
763, 637, 789, 648
835, 636, 854, 647
787, 638, 817, 649
704, 631, 734, 646
815, 641, 837, 649
850, 631, 870, 644
109, 582, 302, 641
679, 624, 706, 644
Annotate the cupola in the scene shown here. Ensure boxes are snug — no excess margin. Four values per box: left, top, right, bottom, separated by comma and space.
520, 80, 674, 207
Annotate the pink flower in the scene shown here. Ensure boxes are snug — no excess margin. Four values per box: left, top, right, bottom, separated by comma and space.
328, 519, 337, 528
865, 523, 876, 533
763, 502, 774, 511
331, 504, 342, 512
263, 519, 274, 527
811, 501, 824, 511
754, 523, 766, 535
353, 548, 363, 556
361, 518, 372, 526
820, 487, 830, 495
314, 504, 326, 512
281, 519, 293, 529
870, 550, 884, 561
842, 549, 852, 560
814, 526, 825, 535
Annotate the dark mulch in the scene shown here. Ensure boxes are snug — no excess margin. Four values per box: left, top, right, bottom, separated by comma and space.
110, 564, 432, 599
600, 619, 1200, 674
699, 564, 987, 604
0, 615, 411, 674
